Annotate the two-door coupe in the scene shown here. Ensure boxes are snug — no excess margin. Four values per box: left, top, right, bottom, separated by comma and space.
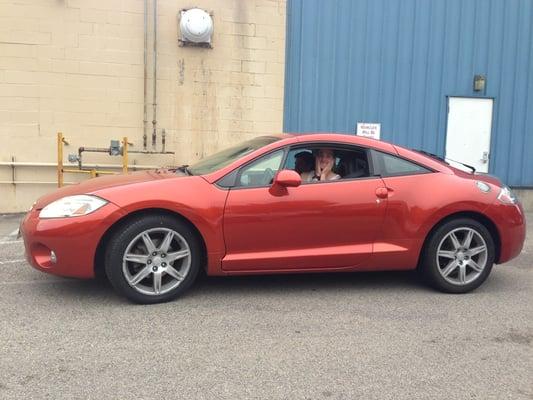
21, 133, 526, 303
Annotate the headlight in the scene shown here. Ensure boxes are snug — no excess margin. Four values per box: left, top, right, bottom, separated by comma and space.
39, 195, 108, 218
497, 186, 518, 205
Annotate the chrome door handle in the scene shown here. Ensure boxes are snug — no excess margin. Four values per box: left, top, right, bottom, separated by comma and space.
481, 151, 489, 163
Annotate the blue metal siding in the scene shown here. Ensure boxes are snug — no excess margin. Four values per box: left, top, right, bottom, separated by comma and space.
284, 0, 533, 186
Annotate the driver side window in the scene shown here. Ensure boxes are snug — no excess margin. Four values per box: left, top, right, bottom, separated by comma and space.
237, 150, 284, 187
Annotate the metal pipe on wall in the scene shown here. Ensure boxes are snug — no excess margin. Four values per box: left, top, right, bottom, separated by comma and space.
0, 162, 160, 169
143, 0, 148, 150
152, 0, 158, 150
0, 181, 78, 185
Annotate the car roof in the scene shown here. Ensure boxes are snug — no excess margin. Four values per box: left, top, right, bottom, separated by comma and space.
203, 132, 451, 183
290, 132, 397, 153
290, 133, 452, 173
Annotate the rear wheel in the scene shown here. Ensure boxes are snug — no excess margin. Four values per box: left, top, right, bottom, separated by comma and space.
421, 218, 495, 293
105, 214, 201, 304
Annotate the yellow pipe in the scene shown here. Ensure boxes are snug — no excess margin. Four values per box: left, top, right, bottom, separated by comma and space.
122, 137, 128, 174
59, 135, 132, 185
63, 169, 93, 174
63, 169, 119, 176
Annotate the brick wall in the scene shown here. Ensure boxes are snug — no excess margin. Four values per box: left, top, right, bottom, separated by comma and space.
0, 0, 286, 212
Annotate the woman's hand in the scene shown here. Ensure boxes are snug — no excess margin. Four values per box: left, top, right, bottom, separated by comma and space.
320, 159, 334, 180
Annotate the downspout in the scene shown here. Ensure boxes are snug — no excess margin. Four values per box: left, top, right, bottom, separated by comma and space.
143, 0, 148, 150
152, 0, 158, 150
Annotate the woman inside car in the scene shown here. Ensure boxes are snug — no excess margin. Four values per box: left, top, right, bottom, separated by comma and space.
300, 148, 341, 182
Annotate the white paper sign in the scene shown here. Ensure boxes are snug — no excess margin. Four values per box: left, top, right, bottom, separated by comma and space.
356, 122, 381, 140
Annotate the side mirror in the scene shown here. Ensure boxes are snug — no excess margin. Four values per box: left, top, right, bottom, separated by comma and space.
273, 169, 301, 188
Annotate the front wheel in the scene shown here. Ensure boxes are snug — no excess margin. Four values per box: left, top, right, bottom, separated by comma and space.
105, 214, 202, 304
420, 218, 495, 293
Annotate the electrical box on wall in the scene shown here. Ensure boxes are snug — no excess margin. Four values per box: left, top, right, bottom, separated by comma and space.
179, 8, 214, 48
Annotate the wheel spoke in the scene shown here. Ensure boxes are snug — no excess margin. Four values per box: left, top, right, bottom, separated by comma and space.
153, 271, 162, 294
129, 266, 152, 285
159, 231, 174, 253
124, 253, 149, 264
468, 259, 483, 272
167, 249, 190, 262
141, 233, 157, 253
463, 230, 474, 248
449, 232, 461, 250
467, 245, 486, 256
438, 250, 456, 259
441, 260, 459, 277
458, 264, 467, 283
165, 265, 184, 281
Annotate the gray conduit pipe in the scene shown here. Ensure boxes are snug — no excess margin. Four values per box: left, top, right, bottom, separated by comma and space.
143, 0, 148, 150
152, 0, 158, 150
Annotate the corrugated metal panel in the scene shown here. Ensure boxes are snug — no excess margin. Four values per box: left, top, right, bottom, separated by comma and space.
284, 0, 533, 186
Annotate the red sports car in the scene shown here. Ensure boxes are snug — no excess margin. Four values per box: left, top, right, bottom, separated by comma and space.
20, 133, 526, 303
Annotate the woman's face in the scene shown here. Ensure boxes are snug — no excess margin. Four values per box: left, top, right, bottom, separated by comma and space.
317, 149, 335, 168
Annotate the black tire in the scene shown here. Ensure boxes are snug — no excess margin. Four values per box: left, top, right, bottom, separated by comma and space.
105, 214, 202, 304
420, 218, 495, 293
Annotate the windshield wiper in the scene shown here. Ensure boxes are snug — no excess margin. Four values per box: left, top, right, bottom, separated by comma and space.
414, 149, 476, 173
445, 158, 476, 173
175, 164, 192, 175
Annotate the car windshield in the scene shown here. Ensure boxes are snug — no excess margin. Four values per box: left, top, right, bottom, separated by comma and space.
188, 136, 282, 175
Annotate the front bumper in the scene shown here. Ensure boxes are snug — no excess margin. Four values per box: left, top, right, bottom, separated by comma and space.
20, 203, 125, 279
485, 201, 526, 264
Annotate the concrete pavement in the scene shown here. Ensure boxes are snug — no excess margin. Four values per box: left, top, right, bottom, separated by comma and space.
0, 213, 531, 399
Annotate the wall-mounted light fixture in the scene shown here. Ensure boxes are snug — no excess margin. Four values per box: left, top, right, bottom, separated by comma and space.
179, 8, 214, 48
473, 75, 486, 92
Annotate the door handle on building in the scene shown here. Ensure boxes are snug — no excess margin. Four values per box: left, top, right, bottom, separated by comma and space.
481, 151, 489, 163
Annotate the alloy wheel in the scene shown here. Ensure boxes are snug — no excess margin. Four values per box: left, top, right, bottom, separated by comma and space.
122, 227, 191, 296
436, 227, 488, 286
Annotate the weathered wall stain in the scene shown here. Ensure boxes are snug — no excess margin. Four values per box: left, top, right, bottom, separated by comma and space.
0, 0, 286, 212
178, 59, 185, 86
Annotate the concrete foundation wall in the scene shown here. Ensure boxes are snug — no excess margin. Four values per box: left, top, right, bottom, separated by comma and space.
514, 189, 533, 213
0, 0, 286, 212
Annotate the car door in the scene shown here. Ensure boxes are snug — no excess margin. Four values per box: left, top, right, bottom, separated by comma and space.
221, 145, 389, 272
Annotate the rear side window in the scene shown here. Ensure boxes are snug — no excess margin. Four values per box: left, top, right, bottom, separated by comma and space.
373, 151, 431, 177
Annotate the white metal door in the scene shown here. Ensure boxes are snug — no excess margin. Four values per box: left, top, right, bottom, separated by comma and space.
445, 97, 493, 173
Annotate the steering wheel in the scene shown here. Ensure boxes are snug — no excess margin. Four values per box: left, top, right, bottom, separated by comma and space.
263, 168, 275, 185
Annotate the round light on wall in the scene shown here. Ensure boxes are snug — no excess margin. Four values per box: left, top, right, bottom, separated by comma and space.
179, 8, 213, 47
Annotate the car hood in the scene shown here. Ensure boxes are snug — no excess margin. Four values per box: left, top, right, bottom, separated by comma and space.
472, 172, 503, 186
449, 167, 503, 186
34, 169, 185, 209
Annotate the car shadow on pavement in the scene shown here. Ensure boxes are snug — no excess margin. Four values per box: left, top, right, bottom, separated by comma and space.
189, 270, 437, 299
35, 268, 514, 304
37, 270, 427, 303
190, 267, 518, 298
